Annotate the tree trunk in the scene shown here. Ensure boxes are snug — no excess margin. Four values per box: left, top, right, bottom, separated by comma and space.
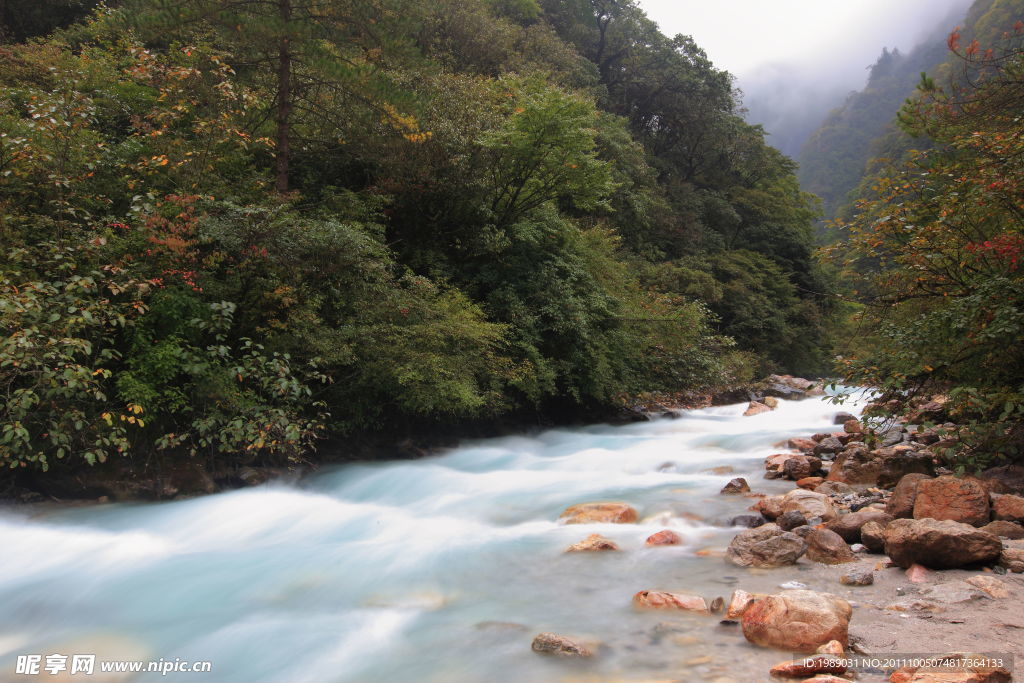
275, 0, 292, 193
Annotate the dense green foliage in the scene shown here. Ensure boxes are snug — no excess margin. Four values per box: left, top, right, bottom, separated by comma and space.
0, 0, 831, 483
832, 14, 1024, 470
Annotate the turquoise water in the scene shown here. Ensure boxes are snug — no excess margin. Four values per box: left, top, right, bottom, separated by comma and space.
0, 394, 861, 682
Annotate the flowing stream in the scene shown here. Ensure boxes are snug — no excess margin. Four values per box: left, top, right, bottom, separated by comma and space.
0, 393, 864, 682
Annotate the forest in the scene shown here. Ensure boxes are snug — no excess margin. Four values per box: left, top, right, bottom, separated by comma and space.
0, 0, 835, 489
1, 0, 1022, 493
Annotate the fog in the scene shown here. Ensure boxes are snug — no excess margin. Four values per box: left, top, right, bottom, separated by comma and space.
638, 0, 974, 157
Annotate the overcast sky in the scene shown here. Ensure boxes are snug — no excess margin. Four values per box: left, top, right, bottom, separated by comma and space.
637, 0, 971, 85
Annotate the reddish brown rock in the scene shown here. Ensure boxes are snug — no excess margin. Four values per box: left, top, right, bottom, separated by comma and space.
826, 509, 894, 543
981, 520, 1024, 539
783, 455, 822, 481
531, 632, 593, 657
860, 520, 888, 552
889, 652, 1012, 682
991, 493, 1024, 523
788, 437, 817, 452
753, 495, 786, 520
725, 589, 763, 619
797, 476, 824, 490
828, 446, 934, 488
720, 477, 750, 494
741, 590, 852, 653
765, 454, 792, 475
559, 502, 638, 525
843, 419, 863, 434
905, 563, 934, 583
566, 534, 620, 552
744, 401, 772, 416
769, 655, 846, 678
632, 591, 710, 614
886, 473, 934, 518
913, 476, 991, 527
883, 518, 1002, 569
645, 529, 682, 546
805, 528, 856, 564
1001, 540, 1024, 572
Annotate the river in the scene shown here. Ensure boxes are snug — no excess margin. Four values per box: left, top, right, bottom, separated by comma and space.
0, 392, 863, 682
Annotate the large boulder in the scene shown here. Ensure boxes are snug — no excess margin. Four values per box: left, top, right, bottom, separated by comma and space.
726, 524, 807, 568
882, 518, 1002, 569
632, 590, 710, 614
826, 509, 894, 543
827, 445, 934, 488
741, 590, 852, 653
559, 502, 638, 524
886, 473, 934, 518
913, 476, 991, 526
781, 489, 837, 523
805, 528, 856, 564
991, 493, 1024, 523
531, 632, 593, 657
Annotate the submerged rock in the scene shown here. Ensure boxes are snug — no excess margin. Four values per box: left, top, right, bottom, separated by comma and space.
559, 502, 638, 525
565, 534, 620, 552
883, 518, 1002, 568
741, 590, 852, 653
632, 590, 711, 614
645, 529, 683, 546
725, 524, 807, 568
531, 632, 593, 657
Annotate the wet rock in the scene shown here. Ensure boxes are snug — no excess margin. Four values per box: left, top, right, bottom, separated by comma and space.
769, 656, 846, 678
883, 518, 1002, 568
796, 476, 824, 490
741, 590, 852, 653
645, 529, 683, 546
806, 528, 856, 564
777, 510, 808, 531
833, 412, 857, 425
991, 493, 1024, 523
531, 632, 593, 657
918, 580, 989, 605
981, 520, 1024, 539
913, 476, 991, 527
860, 520, 888, 553
886, 473, 934, 518
720, 477, 750, 494
827, 509, 894, 543
566, 534, 620, 552
840, 567, 874, 585
763, 396, 779, 409
784, 455, 822, 481
726, 524, 807, 568
560, 502, 638, 525
632, 590, 710, 614
728, 514, 767, 528
843, 419, 863, 434
725, 589, 763, 619
788, 437, 817, 452
828, 446, 934, 489
753, 495, 786, 520
744, 401, 773, 416
781, 489, 837, 523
